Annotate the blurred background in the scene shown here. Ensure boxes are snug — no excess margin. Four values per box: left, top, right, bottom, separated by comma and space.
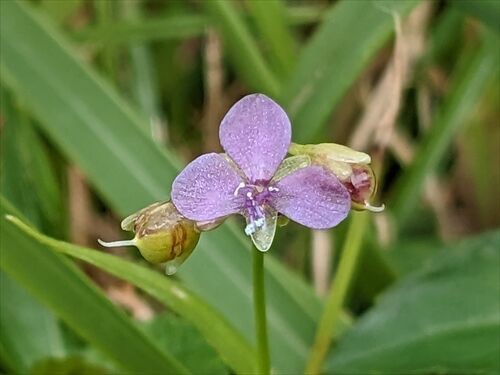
1, 0, 499, 374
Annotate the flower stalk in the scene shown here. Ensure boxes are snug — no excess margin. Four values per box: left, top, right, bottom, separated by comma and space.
252, 246, 270, 375
305, 211, 369, 374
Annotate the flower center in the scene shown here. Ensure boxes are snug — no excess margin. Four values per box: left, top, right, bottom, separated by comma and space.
233, 182, 279, 235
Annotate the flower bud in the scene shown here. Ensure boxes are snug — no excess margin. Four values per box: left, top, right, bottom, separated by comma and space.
99, 201, 200, 275
289, 142, 384, 212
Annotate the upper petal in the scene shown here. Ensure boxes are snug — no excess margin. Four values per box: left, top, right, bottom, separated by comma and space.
271, 166, 351, 229
171, 153, 244, 221
219, 94, 291, 182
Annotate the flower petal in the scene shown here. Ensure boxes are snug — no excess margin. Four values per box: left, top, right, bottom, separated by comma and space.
219, 94, 291, 182
272, 166, 351, 229
171, 153, 244, 221
249, 205, 277, 252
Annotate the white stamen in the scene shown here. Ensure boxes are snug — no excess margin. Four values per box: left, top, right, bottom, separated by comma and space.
246, 191, 253, 199
98, 238, 136, 248
254, 217, 265, 228
233, 182, 246, 196
268, 186, 280, 192
245, 222, 256, 236
364, 201, 385, 213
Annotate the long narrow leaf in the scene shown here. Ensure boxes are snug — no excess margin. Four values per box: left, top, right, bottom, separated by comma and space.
246, 0, 296, 78
204, 0, 280, 97
73, 13, 207, 45
72, 5, 324, 47
0, 199, 189, 375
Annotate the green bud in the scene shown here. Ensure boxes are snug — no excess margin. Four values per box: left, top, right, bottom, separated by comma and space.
99, 201, 200, 275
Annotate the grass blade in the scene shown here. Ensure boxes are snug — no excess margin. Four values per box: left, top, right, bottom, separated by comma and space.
72, 5, 325, 47
73, 13, 207, 45
0, 199, 189, 374
204, 0, 280, 97
245, 0, 296, 78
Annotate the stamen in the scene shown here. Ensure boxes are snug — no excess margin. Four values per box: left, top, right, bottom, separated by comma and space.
268, 186, 280, 192
233, 182, 246, 196
245, 222, 256, 236
98, 238, 136, 248
254, 217, 265, 228
364, 201, 385, 212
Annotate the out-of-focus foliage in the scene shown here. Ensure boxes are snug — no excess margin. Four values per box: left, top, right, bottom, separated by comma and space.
1, 0, 498, 374
143, 313, 229, 375
328, 230, 500, 373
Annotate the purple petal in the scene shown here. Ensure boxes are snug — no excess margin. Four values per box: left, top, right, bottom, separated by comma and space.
171, 153, 244, 221
219, 94, 291, 182
271, 166, 351, 229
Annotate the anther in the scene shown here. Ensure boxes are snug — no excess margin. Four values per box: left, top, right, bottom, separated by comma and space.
254, 217, 265, 228
245, 222, 256, 236
233, 182, 246, 197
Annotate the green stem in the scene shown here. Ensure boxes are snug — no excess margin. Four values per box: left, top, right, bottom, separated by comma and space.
305, 212, 368, 374
252, 246, 270, 375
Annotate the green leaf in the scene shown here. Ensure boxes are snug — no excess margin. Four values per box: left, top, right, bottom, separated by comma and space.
0, 94, 67, 374
0, 89, 64, 236
327, 230, 500, 374
282, 0, 419, 142
0, 200, 189, 375
458, 81, 500, 227
204, 0, 280, 97
245, 0, 296, 78
0, 271, 66, 374
385, 236, 444, 276
391, 33, 499, 226
5, 213, 255, 375
143, 314, 228, 375
72, 4, 324, 47
0, 2, 321, 372
73, 13, 207, 46
40, 0, 82, 24
30, 356, 109, 375
452, 0, 500, 34
286, 3, 326, 26
121, 0, 163, 129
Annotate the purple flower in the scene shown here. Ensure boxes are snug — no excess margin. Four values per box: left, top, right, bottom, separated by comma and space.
172, 94, 350, 251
